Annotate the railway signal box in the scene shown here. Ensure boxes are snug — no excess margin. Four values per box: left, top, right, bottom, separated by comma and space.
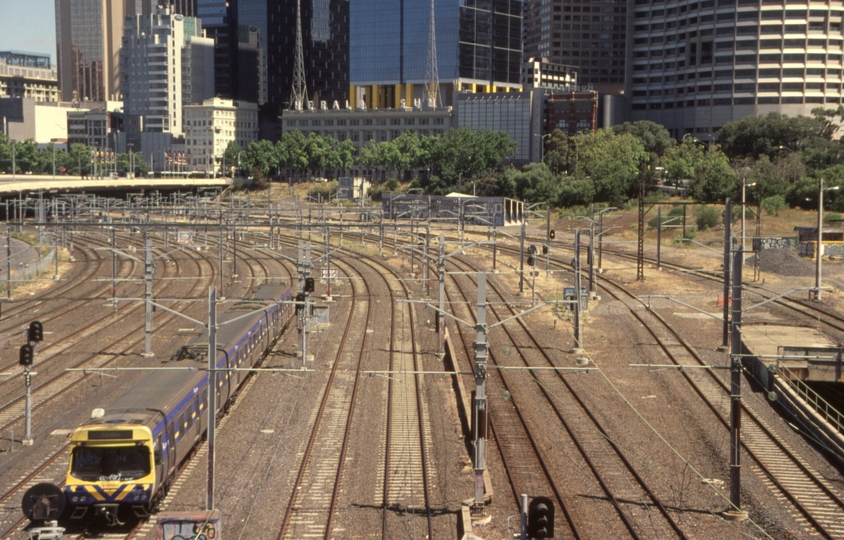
304, 277, 315, 293
528, 496, 555, 538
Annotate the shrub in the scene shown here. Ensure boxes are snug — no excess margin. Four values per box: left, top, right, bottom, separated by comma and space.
761, 195, 787, 216
668, 205, 686, 217
825, 212, 842, 223
385, 178, 399, 192
673, 228, 697, 244
695, 205, 721, 231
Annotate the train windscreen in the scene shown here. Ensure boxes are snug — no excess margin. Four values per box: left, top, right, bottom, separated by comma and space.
70, 445, 151, 481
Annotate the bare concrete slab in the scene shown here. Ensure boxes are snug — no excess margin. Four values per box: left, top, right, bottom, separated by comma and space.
743, 324, 836, 361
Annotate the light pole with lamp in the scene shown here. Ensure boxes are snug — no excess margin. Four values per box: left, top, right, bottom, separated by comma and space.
741, 177, 756, 266
814, 177, 839, 301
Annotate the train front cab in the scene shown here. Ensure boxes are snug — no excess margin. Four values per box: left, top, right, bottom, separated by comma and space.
65, 425, 156, 523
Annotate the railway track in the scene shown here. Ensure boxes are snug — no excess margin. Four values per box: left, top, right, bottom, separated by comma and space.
446, 255, 693, 539
596, 271, 844, 539
276, 259, 368, 540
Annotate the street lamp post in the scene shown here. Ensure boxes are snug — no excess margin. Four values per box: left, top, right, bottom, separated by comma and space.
814, 177, 840, 301
11, 141, 15, 181
741, 177, 756, 266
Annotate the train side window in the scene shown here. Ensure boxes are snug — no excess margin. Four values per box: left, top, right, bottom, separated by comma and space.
180, 412, 187, 432
155, 436, 163, 464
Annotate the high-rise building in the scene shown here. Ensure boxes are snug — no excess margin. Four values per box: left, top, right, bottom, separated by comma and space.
121, 6, 214, 134
522, 0, 627, 94
196, 0, 239, 99
626, 0, 844, 138
253, 0, 349, 138
54, 0, 198, 103
54, 0, 126, 102
350, 0, 523, 109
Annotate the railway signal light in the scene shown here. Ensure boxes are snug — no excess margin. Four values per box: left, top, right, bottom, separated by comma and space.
19, 344, 34, 366
28, 321, 43, 344
295, 292, 305, 314
527, 255, 536, 267
528, 496, 555, 538
542, 244, 549, 255
304, 277, 315, 293
549, 229, 556, 240
528, 244, 537, 255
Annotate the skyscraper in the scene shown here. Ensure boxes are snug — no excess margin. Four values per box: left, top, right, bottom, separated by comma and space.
121, 6, 214, 134
55, 0, 198, 102
236, 0, 349, 138
54, 0, 126, 102
350, 0, 523, 109
626, 0, 844, 138
522, 0, 627, 94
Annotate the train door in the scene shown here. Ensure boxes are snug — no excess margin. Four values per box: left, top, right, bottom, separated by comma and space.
154, 434, 165, 489
165, 423, 177, 477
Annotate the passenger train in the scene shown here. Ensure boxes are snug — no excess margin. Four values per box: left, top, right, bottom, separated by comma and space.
22, 284, 292, 525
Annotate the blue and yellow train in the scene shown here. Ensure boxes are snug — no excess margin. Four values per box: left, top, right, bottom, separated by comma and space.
22, 285, 292, 524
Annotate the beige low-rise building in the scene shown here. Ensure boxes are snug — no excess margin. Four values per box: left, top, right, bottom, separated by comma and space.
184, 98, 259, 175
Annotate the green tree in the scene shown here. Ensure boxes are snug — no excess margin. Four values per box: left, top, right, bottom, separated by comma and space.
612, 121, 676, 162
717, 112, 824, 161
242, 139, 277, 178
326, 138, 355, 176
222, 141, 243, 177
68, 143, 92, 176
542, 128, 570, 175
690, 149, 735, 202
277, 130, 310, 181
573, 130, 647, 206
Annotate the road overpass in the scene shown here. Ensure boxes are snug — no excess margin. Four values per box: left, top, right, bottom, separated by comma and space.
0, 174, 229, 195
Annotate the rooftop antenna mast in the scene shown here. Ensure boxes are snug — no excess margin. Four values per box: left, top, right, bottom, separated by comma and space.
291, 0, 308, 110
424, 0, 440, 108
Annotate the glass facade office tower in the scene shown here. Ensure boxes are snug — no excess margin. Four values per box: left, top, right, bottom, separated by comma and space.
522, 0, 626, 93
238, 0, 348, 138
350, 0, 523, 109
626, 0, 844, 138
55, 0, 126, 102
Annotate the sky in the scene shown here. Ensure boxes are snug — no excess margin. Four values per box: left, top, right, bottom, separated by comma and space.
0, 0, 56, 62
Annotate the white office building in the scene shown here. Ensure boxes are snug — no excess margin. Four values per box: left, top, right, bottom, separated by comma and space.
185, 98, 258, 175
121, 6, 214, 134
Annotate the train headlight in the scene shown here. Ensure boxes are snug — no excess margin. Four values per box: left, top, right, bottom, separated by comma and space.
72, 496, 78, 502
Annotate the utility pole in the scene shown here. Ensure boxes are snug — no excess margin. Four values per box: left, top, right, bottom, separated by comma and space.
206, 286, 217, 510
728, 244, 745, 518
519, 220, 526, 294
588, 220, 595, 296
656, 206, 662, 271
143, 230, 154, 357
721, 198, 731, 350
6, 227, 11, 298
472, 273, 489, 516
438, 234, 446, 355
573, 230, 582, 352
111, 227, 116, 304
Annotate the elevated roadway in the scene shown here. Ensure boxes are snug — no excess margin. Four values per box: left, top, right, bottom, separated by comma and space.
0, 174, 229, 196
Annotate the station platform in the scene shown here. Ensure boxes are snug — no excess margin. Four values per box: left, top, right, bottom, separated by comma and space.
742, 323, 844, 460
742, 323, 839, 382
